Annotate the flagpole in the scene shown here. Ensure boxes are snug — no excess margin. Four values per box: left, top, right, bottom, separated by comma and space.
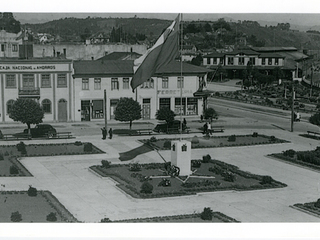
180, 13, 183, 141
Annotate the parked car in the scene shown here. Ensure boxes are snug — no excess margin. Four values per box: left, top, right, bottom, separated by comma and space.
23, 124, 57, 138
153, 120, 187, 133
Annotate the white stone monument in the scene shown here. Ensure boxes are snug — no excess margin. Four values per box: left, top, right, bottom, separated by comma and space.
171, 140, 192, 176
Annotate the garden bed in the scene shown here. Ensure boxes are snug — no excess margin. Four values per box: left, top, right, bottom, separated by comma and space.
292, 200, 320, 218
142, 134, 288, 150
269, 148, 320, 171
0, 141, 104, 177
90, 159, 287, 199
113, 212, 239, 223
0, 190, 79, 222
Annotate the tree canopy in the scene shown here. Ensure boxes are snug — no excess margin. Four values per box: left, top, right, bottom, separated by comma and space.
9, 98, 44, 130
114, 97, 141, 129
155, 108, 176, 123
203, 107, 218, 122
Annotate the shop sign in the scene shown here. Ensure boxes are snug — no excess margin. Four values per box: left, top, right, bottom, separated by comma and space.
157, 89, 193, 95
0, 64, 68, 72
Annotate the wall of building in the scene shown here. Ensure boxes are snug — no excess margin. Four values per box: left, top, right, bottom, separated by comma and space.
33, 44, 147, 60
0, 30, 22, 58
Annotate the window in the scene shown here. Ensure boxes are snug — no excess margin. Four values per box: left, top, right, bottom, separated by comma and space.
177, 77, 184, 88
174, 98, 186, 115
1, 44, 5, 52
275, 58, 279, 65
187, 98, 198, 115
268, 58, 272, 65
262, 58, 266, 65
238, 57, 244, 65
111, 78, 119, 90
22, 74, 34, 88
159, 98, 170, 109
123, 78, 129, 89
227, 57, 233, 65
42, 99, 51, 113
220, 57, 224, 65
57, 74, 67, 87
6, 74, 16, 88
94, 78, 101, 90
12, 44, 18, 52
162, 77, 169, 88
41, 74, 51, 88
250, 57, 255, 65
82, 78, 89, 90
212, 57, 217, 64
6, 100, 15, 114
141, 78, 154, 89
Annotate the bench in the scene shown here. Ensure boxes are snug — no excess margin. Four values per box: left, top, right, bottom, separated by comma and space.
46, 132, 73, 139
130, 129, 153, 136
1, 134, 30, 141
207, 126, 225, 133
166, 127, 191, 134
307, 131, 320, 137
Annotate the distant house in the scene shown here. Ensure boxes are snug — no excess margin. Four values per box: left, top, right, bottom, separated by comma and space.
89, 32, 110, 44
181, 45, 198, 62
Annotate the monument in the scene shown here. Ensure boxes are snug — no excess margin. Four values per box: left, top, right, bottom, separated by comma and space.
171, 140, 192, 176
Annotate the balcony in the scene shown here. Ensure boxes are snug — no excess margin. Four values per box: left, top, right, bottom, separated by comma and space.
18, 87, 40, 99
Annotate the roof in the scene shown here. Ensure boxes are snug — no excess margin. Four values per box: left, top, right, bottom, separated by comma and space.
0, 57, 72, 63
259, 53, 285, 58
251, 47, 298, 52
73, 60, 212, 78
97, 52, 141, 61
204, 52, 225, 58
225, 49, 260, 56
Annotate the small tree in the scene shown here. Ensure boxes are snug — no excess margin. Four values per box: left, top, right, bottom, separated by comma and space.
46, 212, 57, 222
114, 97, 141, 129
140, 181, 153, 194
27, 185, 37, 197
155, 108, 176, 124
9, 98, 44, 135
200, 207, 213, 220
309, 112, 320, 126
11, 211, 22, 222
203, 108, 218, 122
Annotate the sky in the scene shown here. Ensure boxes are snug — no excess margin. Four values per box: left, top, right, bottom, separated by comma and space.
4, 0, 320, 27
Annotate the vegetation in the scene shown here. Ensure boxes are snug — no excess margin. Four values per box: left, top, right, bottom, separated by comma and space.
155, 108, 176, 124
9, 99, 44, 136
10, 211, 22, 222
0, 12, 21, 33
200, 207, 213, 220
203, 107, 218, 122
114, 97, 142, 130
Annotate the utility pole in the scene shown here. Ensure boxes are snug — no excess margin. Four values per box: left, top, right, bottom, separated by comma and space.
310, 64, 314, 97
291, 81, 295, 132
104, 89, 108, 130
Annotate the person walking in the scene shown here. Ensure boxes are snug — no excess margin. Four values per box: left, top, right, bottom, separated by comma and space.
101, 127, 106, 140
108, 128, 113, 139
183, 118, 187, 127
203, 122, 208, 135
207, 122, 212, 135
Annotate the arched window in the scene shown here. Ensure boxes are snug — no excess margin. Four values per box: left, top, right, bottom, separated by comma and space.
6, 99, 15, 114
42, 99, 51, 113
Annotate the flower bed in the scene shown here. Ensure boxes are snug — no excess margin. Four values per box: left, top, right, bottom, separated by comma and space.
0, 142, 104, 177
141, 134, 288, 150
269, 148, 320, 171
113, 212, 239, 223
293, 200, 320, 218
0, 190, 79, 222
90, 160, 287, 199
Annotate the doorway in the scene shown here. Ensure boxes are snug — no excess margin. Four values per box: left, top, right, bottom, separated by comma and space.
58, 99, 67, 122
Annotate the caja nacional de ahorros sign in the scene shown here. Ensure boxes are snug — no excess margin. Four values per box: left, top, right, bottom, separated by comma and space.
0, 64, 69, 72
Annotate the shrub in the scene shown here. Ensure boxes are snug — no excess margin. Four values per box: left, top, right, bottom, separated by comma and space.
140, 181, 153, 194
84, 143, 93, 152
27, 186, 37, 197
314, 199, 320, 208
129, 162, 141, 172
158, 178, 171, 187
163, 140, 171, 149
149, 136, 157, 142
202, 154, 211, 163
9, 165, 19, 175
228, 135, 236, 142
200, 207, 213, 220
101, 160, 111, 168
191, 136, 199, 144
252, 132, 258, 137
261, 176, 273, 185
283, 149, 296, 158
191, 160, 201, 168
223, 171, 236, 182
46, 212, 57, 222
100, 217, 112, 222
16, 142, 27, 155
74, 141, 82, 146
270, 136, 276, 142
11, 211, 22, 222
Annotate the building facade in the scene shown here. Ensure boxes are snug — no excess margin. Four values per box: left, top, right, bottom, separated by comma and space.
0, 30, 23, 58
0, 58, 73, 122
73, 60, 209, 121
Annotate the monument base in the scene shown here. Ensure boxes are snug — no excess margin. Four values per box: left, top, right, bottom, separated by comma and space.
171, 140, 192, 176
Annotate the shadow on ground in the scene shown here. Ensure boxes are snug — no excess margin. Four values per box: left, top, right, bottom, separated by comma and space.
119, 143, 154, 161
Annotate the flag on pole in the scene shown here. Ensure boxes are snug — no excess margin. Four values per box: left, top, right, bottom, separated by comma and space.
130, 14, 181, 90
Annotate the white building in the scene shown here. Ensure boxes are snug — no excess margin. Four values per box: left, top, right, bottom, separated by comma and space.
0, 30, 23, 58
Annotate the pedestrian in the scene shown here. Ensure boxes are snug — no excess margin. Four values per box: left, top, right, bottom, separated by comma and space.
183, 118, 187, 127
108, 128, 113, 139
207, 122, 212, 135
203, 123, 208, 135
101, 127, 106, 140
200, 115, 203, 123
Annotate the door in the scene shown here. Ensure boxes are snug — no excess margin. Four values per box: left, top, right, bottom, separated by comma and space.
110, 99, 119, 119
142, 98, 151, 119
58, 99, 67, 122
81, 100, 91, 121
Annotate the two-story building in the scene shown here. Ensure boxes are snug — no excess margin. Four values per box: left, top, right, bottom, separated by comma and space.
0, 30, 23, 58
73, 60, 210, 121
0, 57, 73, 123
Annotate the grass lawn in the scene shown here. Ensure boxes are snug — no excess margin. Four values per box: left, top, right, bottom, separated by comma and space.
0, 142, 104, 177
114, 212, 239, 223
90, 160, 287, 199
0, 191, 79, 222
143, 134, 287, 150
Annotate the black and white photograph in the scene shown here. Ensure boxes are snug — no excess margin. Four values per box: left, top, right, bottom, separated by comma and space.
1, 0, 320, 239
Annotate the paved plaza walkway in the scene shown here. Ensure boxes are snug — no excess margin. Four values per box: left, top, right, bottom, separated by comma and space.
0, 120, 320, 223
